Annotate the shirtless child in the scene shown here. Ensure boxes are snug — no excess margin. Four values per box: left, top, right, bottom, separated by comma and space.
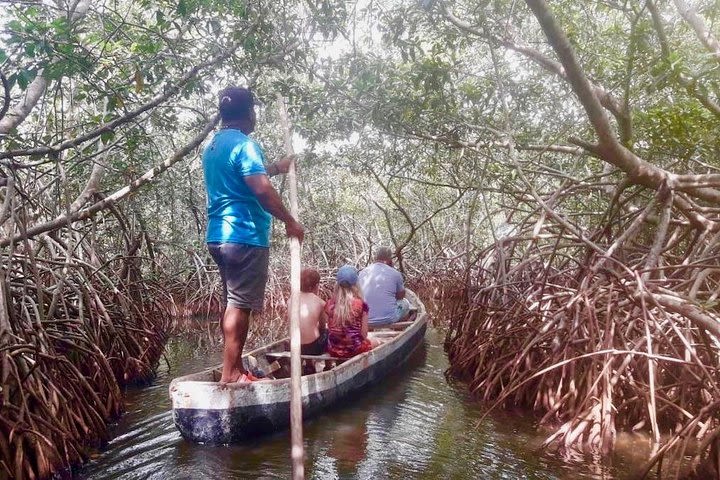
294, 268, 327, 355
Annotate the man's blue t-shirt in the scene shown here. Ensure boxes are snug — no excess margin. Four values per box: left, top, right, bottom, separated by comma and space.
203, 129, 271, 247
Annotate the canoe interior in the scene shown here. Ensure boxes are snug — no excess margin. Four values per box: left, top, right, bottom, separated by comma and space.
170, 291, 427, 443
179, 294, 423, 384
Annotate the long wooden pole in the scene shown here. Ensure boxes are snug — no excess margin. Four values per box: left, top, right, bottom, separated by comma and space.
277, 94, 304, 480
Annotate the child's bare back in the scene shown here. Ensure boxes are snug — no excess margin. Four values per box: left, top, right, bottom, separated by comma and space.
299, 291, 326, 344
289, 269, 328, 355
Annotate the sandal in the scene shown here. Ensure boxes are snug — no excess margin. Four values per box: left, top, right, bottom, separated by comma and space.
239, 371, 261, 382
220, 371, 261, 385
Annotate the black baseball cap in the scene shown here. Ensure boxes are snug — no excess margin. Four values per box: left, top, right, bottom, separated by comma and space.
218, 86, 255, 121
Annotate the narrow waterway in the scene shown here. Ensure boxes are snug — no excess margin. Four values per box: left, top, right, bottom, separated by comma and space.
79, 329, 654, 479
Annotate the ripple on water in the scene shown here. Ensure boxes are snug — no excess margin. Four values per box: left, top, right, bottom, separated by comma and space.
80, 330, 638, 480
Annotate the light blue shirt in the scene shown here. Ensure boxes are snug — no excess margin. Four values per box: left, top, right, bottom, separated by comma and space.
203, 129, 271, 247
358, 262, 405, 325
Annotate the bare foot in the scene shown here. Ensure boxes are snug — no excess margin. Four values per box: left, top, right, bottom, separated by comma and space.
219, 371, 261, 384
219, 370, 246, 384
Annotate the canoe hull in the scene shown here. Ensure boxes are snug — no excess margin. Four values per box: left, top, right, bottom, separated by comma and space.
172, 321, 426, 443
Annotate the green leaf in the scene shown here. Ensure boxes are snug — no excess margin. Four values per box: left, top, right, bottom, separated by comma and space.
17, 75, 28, 90
100, 130, 115, 144
7, 20, 22, 32
243, 35, 256, 51
50, 18, 69, 34
0, 49, 7, 63
177, 0, 188, 16
106, 95, 125, 111
43, 62, 63, 80
16, 69, 36, 90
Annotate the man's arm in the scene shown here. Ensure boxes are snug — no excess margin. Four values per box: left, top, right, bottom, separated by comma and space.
244, 174, 304, 241
395, 270, 406, 300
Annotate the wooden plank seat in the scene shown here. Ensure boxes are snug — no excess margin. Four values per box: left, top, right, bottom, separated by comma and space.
265, 351, 344, 376
370, 320, 414, 331
265, 352, 344, 362
369, 331, 400, 336
369, 310, 419, 331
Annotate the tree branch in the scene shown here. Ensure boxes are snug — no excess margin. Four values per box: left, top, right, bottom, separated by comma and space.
438, 2, 630, 132
0, 0, 90, 136
524, 0, 720, 207
647, 0, 720, 120
0, 44, 238, 163
0, 76, 49, 137
647, 291, 720, 340
0, 116, 218, 247
673, 0, 720, 64
0, 72, 9, 123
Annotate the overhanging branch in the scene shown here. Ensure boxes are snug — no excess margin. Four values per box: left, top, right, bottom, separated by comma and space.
0, 116, 218, 247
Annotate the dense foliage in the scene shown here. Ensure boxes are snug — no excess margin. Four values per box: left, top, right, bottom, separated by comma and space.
1, 0, 720, 478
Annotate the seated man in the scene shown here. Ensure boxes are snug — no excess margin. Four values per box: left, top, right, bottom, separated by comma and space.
358, 247, 411, 327
292, 268, 328, 355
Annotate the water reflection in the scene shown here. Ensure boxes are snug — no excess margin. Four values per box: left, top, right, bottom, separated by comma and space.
326, 414, 369, 474
80, 330, 645, 480
305, 346, 421, 479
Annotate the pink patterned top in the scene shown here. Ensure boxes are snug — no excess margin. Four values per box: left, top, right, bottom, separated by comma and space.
325, 297, 371, 358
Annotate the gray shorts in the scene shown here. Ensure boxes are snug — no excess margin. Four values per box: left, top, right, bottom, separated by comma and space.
208, 243, 269, 311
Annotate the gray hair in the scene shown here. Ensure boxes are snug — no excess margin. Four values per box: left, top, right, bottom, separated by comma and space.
374, 247, 393, 262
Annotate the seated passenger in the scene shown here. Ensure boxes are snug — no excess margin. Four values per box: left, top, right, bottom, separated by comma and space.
325, 265, 374, 358
358, 247, 410, 327
291, 268, 327, 356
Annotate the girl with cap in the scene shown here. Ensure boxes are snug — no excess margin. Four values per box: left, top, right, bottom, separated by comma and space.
324, 265, 374, 358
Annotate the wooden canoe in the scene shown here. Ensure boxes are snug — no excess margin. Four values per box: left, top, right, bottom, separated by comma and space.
169, 290, 428, 443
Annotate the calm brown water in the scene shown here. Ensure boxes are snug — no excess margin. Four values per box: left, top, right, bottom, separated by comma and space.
79, 329, 654, 479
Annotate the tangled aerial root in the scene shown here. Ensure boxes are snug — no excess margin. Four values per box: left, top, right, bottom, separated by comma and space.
446, 182, 720, 479
0, 231, 173, 479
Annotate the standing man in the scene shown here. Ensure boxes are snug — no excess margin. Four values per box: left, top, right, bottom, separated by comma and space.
203, 86, 304, 383
358, 247, 410, 327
